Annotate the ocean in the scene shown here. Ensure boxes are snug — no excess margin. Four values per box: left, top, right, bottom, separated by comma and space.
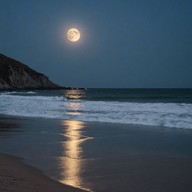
1, 89, 192, 191
0, 88, 192, 129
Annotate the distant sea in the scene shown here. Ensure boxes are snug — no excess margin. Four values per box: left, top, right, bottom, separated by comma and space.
1, 88, 192, 129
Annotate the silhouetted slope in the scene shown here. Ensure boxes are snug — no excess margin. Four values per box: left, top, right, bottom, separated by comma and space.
0, 54, 61, 90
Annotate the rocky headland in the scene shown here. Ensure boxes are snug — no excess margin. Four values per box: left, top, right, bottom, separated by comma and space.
0, 54, 62, 91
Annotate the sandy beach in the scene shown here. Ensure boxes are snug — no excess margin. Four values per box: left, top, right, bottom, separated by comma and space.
1, 115, 192, 191
0, 153, 86, 192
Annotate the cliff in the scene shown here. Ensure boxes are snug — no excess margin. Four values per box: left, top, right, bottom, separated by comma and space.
0, 54, 61, 90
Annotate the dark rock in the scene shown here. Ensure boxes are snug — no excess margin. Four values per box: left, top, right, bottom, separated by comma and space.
0, 54, 62, 90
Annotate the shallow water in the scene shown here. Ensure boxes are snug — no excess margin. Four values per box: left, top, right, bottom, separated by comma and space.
1, 115, 192, 191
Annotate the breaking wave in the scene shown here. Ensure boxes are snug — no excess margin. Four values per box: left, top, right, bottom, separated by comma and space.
0, 92, 192, 129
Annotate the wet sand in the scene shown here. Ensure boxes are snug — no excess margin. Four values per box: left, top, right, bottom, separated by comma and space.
0, 153, 85, 192
1, 115, 192, 191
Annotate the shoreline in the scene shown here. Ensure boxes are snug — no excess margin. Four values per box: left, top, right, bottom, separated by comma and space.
1, 113, 192, 131
1, 114, 192, 191
0, 153, 86, 192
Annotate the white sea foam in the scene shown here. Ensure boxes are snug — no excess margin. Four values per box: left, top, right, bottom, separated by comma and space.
0, 93, 192, 129
1, 91, 37, 95
26, 91, 37, 94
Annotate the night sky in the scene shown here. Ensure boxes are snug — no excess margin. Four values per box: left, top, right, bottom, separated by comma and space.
0, 0, 192, 88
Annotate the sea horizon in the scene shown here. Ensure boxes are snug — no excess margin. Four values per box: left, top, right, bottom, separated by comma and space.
1, 88, 192, 129
1, 89, 192, 191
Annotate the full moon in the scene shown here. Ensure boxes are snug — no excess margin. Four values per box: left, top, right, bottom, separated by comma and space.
67, 28, 80, 42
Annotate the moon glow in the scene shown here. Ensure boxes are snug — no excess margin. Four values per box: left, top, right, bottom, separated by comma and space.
67, 28, 80, 42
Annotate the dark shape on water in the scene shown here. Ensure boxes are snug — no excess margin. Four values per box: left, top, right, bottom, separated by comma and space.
0, 53, 62, 91
0, 115, 22, 136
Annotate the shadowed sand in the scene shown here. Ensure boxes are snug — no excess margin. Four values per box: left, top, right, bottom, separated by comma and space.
0, 153, 86, 192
